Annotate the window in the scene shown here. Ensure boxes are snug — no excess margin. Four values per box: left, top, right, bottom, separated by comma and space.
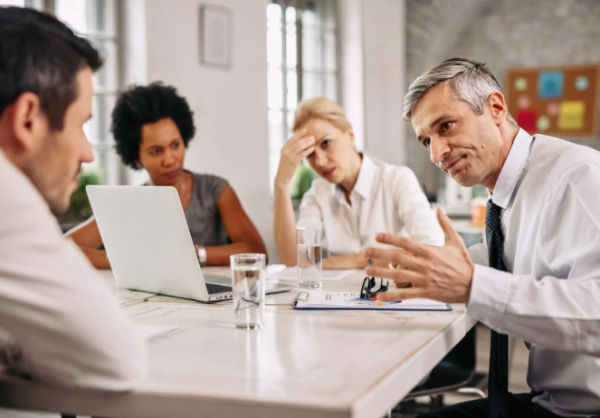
0, 0, 44, 8
54, 0, 123, 185
0, 1, 121, 185
266, 0, 339, 191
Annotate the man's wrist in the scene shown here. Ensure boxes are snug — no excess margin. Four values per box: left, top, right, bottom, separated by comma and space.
195, 245, 207, 267
466, 264, 512, 328
465, 262, 475, 304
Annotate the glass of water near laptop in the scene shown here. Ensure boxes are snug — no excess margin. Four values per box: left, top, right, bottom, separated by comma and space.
230, 254, 266, 329
296, 225, 323, 289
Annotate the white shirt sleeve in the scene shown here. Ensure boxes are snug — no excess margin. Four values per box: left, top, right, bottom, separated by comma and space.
467, 163, 600, 356
468, 242, 489, 266
390, 167, 445, 246
0, 160, 147, 391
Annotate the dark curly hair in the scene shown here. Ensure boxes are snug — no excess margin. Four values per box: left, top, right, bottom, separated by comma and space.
111, 82, 196, 169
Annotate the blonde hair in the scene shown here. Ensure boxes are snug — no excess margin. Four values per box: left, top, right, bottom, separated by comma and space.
292, 96, 352, 133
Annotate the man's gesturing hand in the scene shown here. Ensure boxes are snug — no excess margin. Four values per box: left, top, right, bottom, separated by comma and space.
364, 207, 475, 304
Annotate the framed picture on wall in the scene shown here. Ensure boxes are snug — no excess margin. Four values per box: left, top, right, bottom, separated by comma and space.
199, 4, 232, 69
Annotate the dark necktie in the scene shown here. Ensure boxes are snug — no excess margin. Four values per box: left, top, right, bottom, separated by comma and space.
486, 200, 510, 418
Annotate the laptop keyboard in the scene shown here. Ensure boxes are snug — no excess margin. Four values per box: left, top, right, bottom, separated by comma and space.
206, 283, 232, 294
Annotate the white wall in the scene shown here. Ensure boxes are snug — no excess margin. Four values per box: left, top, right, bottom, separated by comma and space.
361, 0, 407, 166
144, 0, 277, 261
338, 0, 365, 151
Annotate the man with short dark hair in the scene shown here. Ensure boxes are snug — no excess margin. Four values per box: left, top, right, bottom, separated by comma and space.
0, 6, 146, 391
365, 58, 600, 417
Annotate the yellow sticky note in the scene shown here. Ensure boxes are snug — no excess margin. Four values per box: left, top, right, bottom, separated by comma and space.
559, 101, 585, 130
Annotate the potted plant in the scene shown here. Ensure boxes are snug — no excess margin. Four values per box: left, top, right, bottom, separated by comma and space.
290, 161, 319, 206
58, 170, 101, 232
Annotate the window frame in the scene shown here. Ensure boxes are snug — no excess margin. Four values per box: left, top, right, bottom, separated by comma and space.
50, 0, 127, 185
266, 0, 341, 192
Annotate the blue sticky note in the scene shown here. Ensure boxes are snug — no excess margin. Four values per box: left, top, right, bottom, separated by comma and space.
538, 71, 563, 98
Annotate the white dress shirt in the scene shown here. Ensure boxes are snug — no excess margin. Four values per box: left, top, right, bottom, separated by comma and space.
467, 129, 600, 417
298, 153, 444, 255
0, 150, 147, 391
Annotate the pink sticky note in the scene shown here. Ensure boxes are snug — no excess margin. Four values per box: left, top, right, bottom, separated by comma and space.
547, 102, 560, 117
518, 95, 531, 109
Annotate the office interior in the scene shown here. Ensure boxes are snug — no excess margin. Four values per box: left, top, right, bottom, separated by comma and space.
1, 0, 599, 417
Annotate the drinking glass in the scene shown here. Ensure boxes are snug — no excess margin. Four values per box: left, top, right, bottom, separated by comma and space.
296, 225, 323, 288
230, 254, 266, 329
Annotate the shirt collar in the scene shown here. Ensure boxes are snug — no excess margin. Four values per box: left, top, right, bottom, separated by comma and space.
333, 153, 378, 202
491, 128, 534, 209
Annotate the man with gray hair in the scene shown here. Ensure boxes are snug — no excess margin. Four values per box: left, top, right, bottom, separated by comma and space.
364, 57, 600, 417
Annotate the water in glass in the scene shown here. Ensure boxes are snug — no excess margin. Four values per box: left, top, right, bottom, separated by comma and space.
232, 264, 265, 329
297, 243, 322, 288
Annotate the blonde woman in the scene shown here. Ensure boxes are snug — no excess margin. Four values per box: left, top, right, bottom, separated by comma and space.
273, 97, 444, 269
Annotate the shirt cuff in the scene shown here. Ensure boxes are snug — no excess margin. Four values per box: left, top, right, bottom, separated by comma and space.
467, 264, 513, 329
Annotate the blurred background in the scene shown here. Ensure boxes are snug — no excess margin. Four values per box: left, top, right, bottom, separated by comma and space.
2, 0, 598, 261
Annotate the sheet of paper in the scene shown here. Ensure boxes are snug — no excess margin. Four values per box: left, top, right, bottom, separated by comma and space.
135, 324, 183, 341
295, 290, 450, 311
266, 266, 354, 281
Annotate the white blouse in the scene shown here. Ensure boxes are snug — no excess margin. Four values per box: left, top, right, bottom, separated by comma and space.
298, 154, 444, 255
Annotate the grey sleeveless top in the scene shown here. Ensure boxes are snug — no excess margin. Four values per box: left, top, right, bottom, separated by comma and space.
183, 171, 229, 246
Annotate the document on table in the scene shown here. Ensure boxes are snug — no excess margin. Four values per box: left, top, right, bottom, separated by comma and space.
294, 290, 451, 311
266, 265, 354, 281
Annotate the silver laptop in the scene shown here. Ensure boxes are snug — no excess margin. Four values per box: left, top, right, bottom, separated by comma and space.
87, 185, 291, 302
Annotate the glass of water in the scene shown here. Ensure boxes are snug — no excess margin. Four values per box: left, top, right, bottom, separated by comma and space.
296, 225, 323, 288
230, 254, 266, 329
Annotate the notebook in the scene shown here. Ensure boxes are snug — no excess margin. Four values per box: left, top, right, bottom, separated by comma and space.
293, 290, 452, 311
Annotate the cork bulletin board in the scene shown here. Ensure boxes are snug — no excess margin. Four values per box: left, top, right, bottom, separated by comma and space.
505, 65, 600, 137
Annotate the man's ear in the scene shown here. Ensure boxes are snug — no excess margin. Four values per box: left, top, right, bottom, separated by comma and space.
488, 91, 508, 126
10, 92, 48, 154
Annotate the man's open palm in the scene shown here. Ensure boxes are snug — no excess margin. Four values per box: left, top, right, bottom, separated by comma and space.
364, 207, 475, 303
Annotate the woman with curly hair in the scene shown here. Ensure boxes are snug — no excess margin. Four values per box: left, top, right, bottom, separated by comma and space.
66, 82, 266, 268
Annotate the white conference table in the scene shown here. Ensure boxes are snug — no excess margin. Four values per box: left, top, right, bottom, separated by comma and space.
0, 267, 476, 418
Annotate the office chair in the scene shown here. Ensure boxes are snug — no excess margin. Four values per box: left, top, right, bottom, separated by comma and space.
393, 327, 488, 414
